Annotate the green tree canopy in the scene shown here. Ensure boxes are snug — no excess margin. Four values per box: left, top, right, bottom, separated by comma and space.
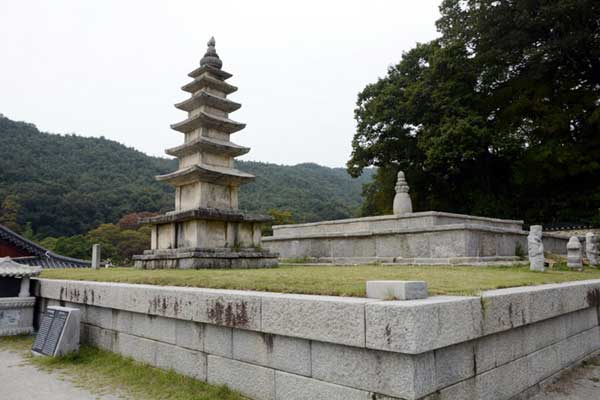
348, 0, 600, 224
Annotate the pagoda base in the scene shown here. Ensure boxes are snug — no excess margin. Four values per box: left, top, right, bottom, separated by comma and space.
133, 247, 278, 269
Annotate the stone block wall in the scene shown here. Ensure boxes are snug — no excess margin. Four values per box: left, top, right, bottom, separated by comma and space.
33, 279, 600, 400
263, 211, 569, 264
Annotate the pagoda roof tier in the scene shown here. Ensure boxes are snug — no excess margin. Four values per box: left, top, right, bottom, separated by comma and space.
188, 64, 233, 80
165, 136, 250, 158
171, 110, 246, 134
175, 90, 241, 113
156, 163, 255, 186
140, 207, 272, 225
182, 75, 238, 94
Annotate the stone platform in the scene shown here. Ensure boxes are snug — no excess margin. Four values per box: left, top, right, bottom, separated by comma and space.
262, 211, 569, 265
134, 248, 278, 269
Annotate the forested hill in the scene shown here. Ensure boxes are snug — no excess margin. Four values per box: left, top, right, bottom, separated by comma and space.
0, 115, 372, 238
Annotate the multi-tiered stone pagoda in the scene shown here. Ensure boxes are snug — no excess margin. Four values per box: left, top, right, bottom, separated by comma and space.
133, 38, 278, 269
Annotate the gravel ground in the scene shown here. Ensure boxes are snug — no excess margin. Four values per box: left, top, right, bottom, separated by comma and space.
530, 354, 600, 400
0, 350, 124, 400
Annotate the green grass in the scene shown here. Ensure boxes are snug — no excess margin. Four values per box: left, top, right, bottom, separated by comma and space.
0, 336, 244, 400
40, 263, 600, 297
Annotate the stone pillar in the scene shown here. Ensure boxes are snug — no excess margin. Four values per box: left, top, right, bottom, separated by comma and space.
18, 277, 30, 297
91, 244, 101, 269
586, 232, 599, 267
527, 225, 545, 272
393, 171, 413, 215
567, 236, 583, 271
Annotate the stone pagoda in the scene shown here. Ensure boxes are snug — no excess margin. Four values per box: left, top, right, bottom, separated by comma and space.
133, 38, 278, 269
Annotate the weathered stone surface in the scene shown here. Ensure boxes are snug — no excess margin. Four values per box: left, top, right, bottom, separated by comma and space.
586, 232, 599, 267
260, 293, 374, 347
155, 341, 207, 380
116, 332, 156, 365
175, 319, 204, 351
366, 280, 428, 300
82, 324, 115, 351
91, 244, 101, 269
0, 297, 36, 337
204, 324, 232, 357
434, 342, 475, 388
311, 341, 435, 399
233, 330, 311, 376
207, 355, 275, 400
38, 280, 263, 330
274, 371, 371, 400
479, 280, 600, 336
393, 171, 413, 215
567, 236, 583, 270
365, 296, 482, 354
528, 225, 545, 272
130, 313, 176, 344
264, 211, 568, 264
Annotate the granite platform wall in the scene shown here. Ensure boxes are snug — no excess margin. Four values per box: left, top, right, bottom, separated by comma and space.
263, 211, 569, 265
33, 278, 600, 400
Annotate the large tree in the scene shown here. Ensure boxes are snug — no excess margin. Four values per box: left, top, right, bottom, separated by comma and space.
348, 0, 600, 224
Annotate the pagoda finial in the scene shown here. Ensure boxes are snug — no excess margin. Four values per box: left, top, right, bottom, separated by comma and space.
200, 36, 223, 69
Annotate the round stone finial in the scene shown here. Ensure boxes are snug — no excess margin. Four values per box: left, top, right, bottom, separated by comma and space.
393, 170, 413, 215
200, 36, 223, 69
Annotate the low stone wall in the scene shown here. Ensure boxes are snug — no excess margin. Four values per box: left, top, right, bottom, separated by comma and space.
263, 211, 569, 264
33, 278, 600, 400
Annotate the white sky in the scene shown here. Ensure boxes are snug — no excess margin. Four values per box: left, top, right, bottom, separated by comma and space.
0, 0, 441, 168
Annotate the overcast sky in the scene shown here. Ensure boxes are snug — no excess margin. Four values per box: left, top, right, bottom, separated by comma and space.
0, 0, 441, 168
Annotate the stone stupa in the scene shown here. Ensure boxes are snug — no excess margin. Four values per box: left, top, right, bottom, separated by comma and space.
133, 37, 278, 269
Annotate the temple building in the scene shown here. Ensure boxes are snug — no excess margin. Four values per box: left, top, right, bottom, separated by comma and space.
0, 224, 91, 268
133, 38, 278, 269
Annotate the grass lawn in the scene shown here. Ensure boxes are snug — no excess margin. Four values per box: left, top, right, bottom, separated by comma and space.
40, 263, 600, 297
0, 335, 244, 400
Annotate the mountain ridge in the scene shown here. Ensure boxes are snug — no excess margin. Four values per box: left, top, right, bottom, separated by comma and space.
0, 115, 372, 237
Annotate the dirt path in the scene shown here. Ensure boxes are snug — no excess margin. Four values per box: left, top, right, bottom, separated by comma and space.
0, 350, 123, 400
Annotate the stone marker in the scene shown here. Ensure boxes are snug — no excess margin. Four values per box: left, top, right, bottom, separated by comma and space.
32, 306, 80, 357
527, 225, 545, 272
0, 258, 41, 337
567, 236, 583, 271
393, 171, 413, 215
91, 244, 101, 269
366, 281, 428, 300
132, 37, 277, 269
585, 232, 599, 267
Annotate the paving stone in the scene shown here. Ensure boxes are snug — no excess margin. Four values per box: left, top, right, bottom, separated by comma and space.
233, 329, 311, 376
207, 355, 275, 400
274, 371, 371, 400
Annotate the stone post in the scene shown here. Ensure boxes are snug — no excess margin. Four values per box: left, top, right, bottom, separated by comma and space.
393, 171, 413, 215
91, 244, 101, 269
586, 232, 599, 267
567, 236, 583, 271
18, 277, 30, 297
527, 225, 545, 271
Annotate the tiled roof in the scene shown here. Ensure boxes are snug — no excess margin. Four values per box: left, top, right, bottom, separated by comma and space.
0, 257, 42, 277
0, 224, 91, 268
